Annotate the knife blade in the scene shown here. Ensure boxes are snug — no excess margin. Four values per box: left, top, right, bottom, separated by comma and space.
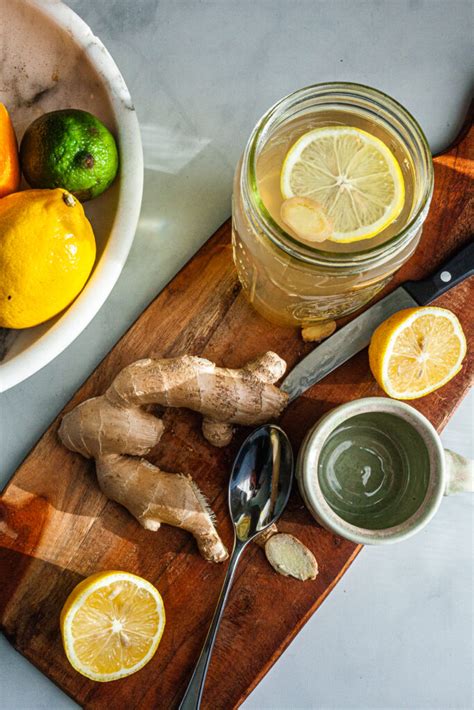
280, 239, 474, 402
280, 287, 416, 401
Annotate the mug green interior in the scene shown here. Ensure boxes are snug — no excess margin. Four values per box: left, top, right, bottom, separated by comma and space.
317, 412, 430, 529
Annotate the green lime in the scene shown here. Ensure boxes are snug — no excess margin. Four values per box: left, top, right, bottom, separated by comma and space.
20, 109, 119, 201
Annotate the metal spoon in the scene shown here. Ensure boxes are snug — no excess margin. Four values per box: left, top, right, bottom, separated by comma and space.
179, 424, 294, 710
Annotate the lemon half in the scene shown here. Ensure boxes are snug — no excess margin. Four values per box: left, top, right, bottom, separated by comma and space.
60, 571, 165, 682
368, 307, 467, 400
280, 126, 405, 243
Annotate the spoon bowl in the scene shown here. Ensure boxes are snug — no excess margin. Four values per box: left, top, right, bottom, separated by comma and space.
230, 425, 294, 543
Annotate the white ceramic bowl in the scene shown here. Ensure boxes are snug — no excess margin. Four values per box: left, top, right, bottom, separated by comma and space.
0, 0, 143, 392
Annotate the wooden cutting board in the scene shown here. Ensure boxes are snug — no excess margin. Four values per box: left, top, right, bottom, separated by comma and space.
1, 122, 472, 710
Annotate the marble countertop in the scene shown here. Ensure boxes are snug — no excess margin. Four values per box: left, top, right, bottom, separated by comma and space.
1, 1, 473, 708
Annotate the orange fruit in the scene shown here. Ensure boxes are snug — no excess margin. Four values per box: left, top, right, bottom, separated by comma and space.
0, 103, 21, 198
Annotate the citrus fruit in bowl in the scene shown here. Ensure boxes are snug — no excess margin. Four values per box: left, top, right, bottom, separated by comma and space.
0, 189, 96, 329
0, 0, 143, 392
0, 102, 21, 198
20, 109, 119, 202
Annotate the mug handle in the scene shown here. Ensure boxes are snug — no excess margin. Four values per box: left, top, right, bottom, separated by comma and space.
444, 450, 474, 495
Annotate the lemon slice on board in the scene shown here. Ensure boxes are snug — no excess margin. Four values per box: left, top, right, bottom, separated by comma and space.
368, 307, 467, 400
280, 126, 405, 243
60, 571, 165, 682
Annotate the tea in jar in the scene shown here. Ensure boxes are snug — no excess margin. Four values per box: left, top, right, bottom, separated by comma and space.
232, 83, 434, 327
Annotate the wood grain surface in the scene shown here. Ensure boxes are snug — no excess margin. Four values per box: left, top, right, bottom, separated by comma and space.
0, 124, 472, 710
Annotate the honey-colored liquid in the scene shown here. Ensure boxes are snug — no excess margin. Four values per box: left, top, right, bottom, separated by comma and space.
256, 110, 416, 253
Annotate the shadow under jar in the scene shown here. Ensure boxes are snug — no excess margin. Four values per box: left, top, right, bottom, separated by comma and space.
232, 83, 434, 327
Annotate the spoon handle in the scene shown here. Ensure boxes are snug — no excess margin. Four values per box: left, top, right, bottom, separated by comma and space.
179, 540, 246, 710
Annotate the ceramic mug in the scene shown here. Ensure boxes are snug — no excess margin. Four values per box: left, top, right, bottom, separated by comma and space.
296, 397, 473, 545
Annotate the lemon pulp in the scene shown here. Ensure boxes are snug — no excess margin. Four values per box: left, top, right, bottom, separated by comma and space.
368, 307, 467, 399
280, 126, 405, 243
61, 571, 165, 681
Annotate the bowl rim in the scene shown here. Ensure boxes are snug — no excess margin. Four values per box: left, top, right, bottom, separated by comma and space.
0, 0, 144, 392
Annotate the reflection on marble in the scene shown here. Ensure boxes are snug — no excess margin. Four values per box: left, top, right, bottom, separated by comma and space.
141, 123, 210, 174
0, 0, 114, 145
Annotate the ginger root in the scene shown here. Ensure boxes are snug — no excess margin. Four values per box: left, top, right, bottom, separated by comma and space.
59, 352, 289, 563
96, 455, 227, 562
265, 534, 318, 581
58, 396, 164, 458
59, 399, 227, 562
301, 320, 336, 343
255, 522, 280, 546
106, 351, 288, 447
256, 524, 318, 581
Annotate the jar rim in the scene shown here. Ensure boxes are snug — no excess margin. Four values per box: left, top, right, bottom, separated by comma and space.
242, 82, 434, 267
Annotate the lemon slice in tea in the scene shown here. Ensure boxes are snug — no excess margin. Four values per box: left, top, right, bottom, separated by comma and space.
280, 126, 405, 243
61, 571, 165, 682
368, 307, 467, 400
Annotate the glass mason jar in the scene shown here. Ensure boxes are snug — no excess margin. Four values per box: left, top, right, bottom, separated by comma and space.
232, 83, 434, 327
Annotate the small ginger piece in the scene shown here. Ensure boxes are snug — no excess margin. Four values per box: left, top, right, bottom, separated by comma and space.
255, 523, 279, 547
281, 197, 333, 243
201, 419, 234, 448
265, 533, 318, 581
301, 320, 336, 343
256, 525, 318, 581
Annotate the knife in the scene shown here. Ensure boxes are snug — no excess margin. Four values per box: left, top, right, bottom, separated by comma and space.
280, 239, 474, 402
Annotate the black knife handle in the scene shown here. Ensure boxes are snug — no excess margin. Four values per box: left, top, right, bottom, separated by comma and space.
403, 239, 474, 305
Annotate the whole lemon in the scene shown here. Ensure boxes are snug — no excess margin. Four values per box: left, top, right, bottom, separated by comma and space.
0, 189, 96, 328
